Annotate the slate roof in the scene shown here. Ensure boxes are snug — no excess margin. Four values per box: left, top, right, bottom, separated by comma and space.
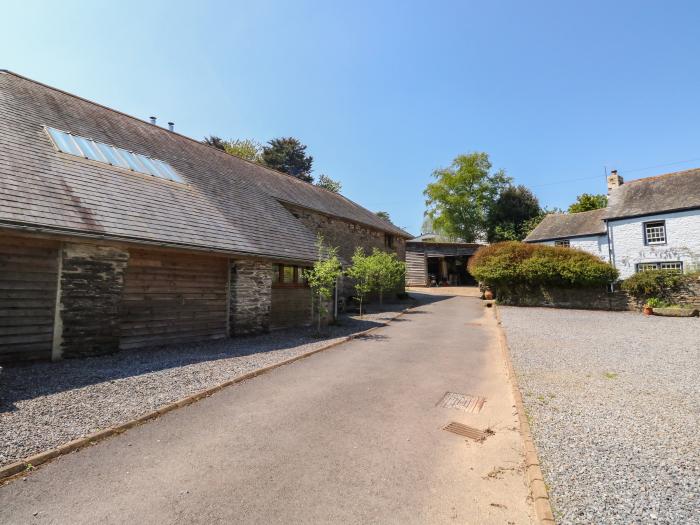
524, 208, 607, 242
0, 72, 408, 262
606, 169, 700, 219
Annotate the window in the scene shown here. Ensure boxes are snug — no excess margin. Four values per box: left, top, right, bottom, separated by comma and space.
45, 127, 184, 184
272, 265, 310, 287
385, 234, 395, 249
554, 239, 570, 248
644, 221, 666, 245
635, 261, 683, 273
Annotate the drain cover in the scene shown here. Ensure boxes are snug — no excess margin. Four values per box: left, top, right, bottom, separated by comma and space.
436, 392, 486, 413
443, 421, 491, 441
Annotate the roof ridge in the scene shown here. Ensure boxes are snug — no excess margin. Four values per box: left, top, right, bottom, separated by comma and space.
624, 167, 700, 186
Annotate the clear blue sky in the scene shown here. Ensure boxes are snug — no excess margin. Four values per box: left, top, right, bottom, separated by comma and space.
3, 1, 700, 234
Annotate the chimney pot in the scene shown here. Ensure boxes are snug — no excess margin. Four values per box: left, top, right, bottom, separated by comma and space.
149, 116, 157, 125
168, 122, 175, 131
607, 169, 624, 194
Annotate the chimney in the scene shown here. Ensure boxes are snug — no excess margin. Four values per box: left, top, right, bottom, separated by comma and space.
607, 169, 623, 194
168, 122, 175, 132
149, 116, 157, 125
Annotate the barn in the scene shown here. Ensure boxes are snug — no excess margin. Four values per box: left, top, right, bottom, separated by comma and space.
0, 71, 411, 362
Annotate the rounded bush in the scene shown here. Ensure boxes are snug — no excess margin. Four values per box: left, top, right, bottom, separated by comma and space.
468, 241, 618, 292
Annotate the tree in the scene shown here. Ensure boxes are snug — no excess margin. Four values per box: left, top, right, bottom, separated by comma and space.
487, 185, 542, 242
203, 135, 227, 151
368, 248, 405, 304
568, 193, 608, 213
262, 137, 314, 182
315, 174, 342, 193
224, 139, 263, 163
375, 211, 391, 223
424, 152, 511, 243
302, 236, 342, 334
346, 247, 373, 317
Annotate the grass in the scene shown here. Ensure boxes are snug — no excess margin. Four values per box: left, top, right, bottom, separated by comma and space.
603, 371, 618, 380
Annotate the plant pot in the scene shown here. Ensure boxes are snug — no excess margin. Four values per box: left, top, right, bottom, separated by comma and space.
643, 305, 653, 316
484, 290, 494, 300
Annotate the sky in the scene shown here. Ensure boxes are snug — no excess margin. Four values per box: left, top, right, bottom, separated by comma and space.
3, 0, 700, 235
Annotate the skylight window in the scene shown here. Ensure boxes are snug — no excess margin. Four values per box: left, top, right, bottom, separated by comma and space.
45, 127, 184, 184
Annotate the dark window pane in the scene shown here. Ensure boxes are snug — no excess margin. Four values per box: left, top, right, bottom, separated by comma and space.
283, 266, 295, 283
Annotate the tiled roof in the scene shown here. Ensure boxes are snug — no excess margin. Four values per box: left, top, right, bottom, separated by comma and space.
0, 72, 407, 262
606, 169, 700, 219
524, 208, 607, 242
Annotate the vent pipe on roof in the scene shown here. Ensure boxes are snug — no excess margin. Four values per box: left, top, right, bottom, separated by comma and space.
168, 122, 175, 131
150, 116, 157, 125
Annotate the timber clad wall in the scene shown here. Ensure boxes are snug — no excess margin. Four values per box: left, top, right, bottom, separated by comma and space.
0, 236, 59, 361
120, 250, 228, 350
406, 250, 427, 287
271, 287, 312, 329
59, 244, 129, 358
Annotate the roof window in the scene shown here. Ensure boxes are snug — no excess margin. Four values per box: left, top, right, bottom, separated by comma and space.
45, 127, 184, 184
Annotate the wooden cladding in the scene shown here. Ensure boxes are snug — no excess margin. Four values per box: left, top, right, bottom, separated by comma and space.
270, 287, 312, 329
406, 250, 428, 287
0, 235, 59, 361
119, 249, 228, 350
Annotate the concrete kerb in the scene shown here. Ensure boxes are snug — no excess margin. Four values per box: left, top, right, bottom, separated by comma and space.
0, 307, 412, 484
492, 304, 556, 524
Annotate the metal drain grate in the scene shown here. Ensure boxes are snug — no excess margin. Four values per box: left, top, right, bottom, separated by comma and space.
443, 422, 490, 441
436, 392, 486, 413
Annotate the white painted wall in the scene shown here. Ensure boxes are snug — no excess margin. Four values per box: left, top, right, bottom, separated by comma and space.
533, 235, 609, 260
608, 209, 700, 279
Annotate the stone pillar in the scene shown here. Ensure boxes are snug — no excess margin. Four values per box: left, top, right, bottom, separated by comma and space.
229, 259, 272, 336
54, 243, 129, 360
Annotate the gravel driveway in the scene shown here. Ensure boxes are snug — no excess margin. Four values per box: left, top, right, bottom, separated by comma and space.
500, 307, 699, 524
0, 306, 407, 468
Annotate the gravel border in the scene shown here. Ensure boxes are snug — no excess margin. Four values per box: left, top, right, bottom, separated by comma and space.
499, 306, 700, 524
0, 306, 408, 468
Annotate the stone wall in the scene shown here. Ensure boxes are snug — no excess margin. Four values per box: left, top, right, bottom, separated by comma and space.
494, 285, 630, 311
56, 243, 129, 359
492, 276, 700, 311
229, 259, 272, 335
281, 203, 406, 263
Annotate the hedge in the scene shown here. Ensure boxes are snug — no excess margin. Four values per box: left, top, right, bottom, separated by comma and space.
620, 269, 686, 300
468, 242, 619, 294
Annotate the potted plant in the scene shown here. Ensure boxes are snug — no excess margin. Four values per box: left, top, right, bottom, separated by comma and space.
643, 297, 665, 315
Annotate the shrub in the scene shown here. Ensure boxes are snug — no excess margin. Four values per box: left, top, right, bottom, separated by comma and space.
468, 241, 618, 296
620, 269, 685, 300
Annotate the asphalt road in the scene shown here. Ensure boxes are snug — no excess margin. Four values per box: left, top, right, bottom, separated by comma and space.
0, 293, 533, 524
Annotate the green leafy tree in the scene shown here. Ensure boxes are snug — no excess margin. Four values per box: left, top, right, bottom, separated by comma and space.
368, 249, 406, 304
424, 152, 511, 242
262, 137, 314, 182
375, 211, 391, 223
568, 193, 608, 213
346, 247, 374, 317
303, 236, 342, 333
315, 174, 342, 193
487, 185, 542, 242
203, 135, 227, 150
224, 139, 263, 162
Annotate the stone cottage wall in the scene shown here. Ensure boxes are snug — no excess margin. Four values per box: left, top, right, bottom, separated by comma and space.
229, 259, 272, 335
55, 243, 129, 359
281, 203, 406, 263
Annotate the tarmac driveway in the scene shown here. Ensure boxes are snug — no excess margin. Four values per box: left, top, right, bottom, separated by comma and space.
0, 293, 533, 524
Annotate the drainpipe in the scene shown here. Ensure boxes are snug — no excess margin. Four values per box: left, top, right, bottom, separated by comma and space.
606, 220, 615, 292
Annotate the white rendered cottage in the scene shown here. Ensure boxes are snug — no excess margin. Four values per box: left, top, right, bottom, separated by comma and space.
526, 169, 700, 279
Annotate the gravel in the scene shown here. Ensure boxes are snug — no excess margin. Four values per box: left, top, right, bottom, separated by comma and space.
0, 306, 407, 468
500, 307, 700, 524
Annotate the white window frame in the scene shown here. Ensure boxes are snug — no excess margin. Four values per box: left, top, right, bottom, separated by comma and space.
635, 261, 683, 273
644, 221, 666, 245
